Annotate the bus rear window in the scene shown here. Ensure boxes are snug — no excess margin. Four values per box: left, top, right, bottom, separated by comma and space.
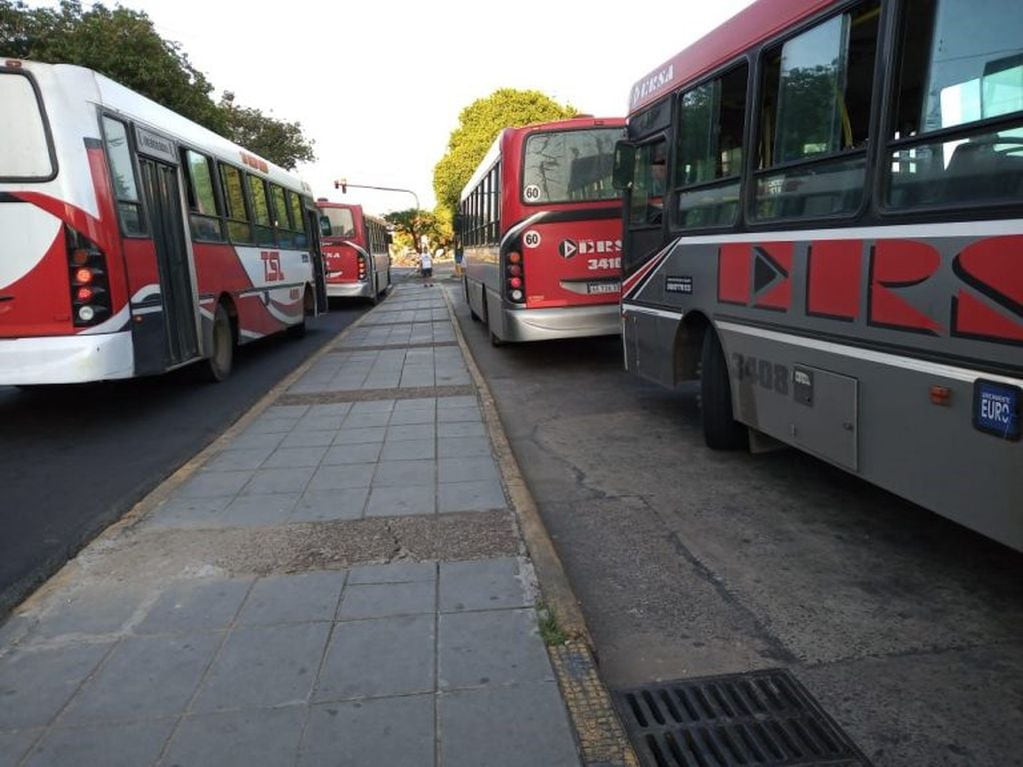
0, 71, 55, 180
522, 127, 624, 203
320, 208, 356, 238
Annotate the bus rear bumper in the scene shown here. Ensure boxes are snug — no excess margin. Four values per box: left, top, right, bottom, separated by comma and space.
500, 303, 620, 342
326, 281, 372, 299
0, 331, 135, 385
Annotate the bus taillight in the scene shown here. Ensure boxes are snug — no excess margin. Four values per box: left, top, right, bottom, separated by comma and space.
506, 251, 524, 303
66, 226, 111, 327
357, 254, 367, 281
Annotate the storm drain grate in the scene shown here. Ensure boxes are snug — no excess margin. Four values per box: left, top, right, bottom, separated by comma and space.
613, 669, 871, 767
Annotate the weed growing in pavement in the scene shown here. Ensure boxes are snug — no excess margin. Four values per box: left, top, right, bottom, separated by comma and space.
536, 601, 567, 646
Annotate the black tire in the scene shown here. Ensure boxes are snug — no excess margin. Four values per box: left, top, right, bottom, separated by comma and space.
203, 303, 234, 382
700, 328, 747, 450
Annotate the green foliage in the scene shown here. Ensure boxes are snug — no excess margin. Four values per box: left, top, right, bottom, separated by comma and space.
220, 99, 315, 171
434, 88, 576, 215
0, 0, 315, 169
1, 0, 226, 133
384, 208, 436, 254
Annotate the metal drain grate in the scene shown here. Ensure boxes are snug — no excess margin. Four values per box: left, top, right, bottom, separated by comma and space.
613, 669, 871, 767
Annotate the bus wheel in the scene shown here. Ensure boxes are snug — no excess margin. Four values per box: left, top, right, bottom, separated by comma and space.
287, 289, 310, 338
204, 303, 234, 382
700, 329, 747, 450
489, 329, 504, 347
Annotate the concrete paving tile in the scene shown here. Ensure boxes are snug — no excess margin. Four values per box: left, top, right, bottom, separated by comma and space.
307, 464, 374, 492
381, 439, 435, 461
192, 623, 331, 712
332, 426, 385, 445
0, 643, 113, 728
438, 395, 477, 409
0, 728, 40, 767
219, 493, 299, 526
177, 470, 253, 499
350, 399, 394, 413
348, 562, 436, 585
136, 578, 252, 635
0, 612, 31, 650
438, 436, 492, 458
33, 583, 147, 639
439, 559, 528, 613
240, 467, 314, 495
21, 719, 174, 767
342, 412, 391, 429
388, 408, 436, 425
438, 609, 553, 689
439, 480, 507, 513
338, 581, 436, 621
280, 430, 336, 449
300, 696, 434, 767
385, 423, 435, 442
203, 447, 274, 471
314, 615, 434, 701
264, 405, 309, 418
163, 707, 306, 767
292, 415, 344, 432
237, 571, 346, 626
243, 417, 299, 435
372, 459, 435, 488
290, 487, 369, 522
224, 432, 285, 451
323, 443, 383, 465
439, 683, 579, 767
365, 485, 435, 517
394, 398, 435, 411
437, 406, 482, 423
261, 446, 328, 469
438, 421, 487, 438
438, 457, 500, 485
62, 634, 220, 724
308, 403, 352, 418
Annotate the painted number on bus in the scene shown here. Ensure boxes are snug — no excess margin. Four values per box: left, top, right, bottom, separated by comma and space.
524, 185, 541, 201
732, 353, 789, 396
262, 251, 283, 282
587, 257, 621, 270
523, 230, 541, 249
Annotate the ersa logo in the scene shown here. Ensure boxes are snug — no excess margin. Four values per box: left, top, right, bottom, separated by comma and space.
558, 239, 622, 259
631, 63, 675, 107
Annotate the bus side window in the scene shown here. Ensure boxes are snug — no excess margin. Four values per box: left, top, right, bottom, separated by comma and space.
183, 149, 225, 242
287, 190, 308, 248
219, 163, 253, 244
753, 1, 879, 222
270, 184, 292, 248
102, 116, 146, 236
246, 175, 275, 247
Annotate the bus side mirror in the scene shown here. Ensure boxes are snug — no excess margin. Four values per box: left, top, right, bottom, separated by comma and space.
612, 141, 635, 191
319, 216, 332, 237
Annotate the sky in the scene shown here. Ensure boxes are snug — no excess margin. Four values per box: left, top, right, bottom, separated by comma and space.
42, 0, 757, 213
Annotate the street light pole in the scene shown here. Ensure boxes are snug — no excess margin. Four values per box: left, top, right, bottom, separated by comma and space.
333, 179, 419, 210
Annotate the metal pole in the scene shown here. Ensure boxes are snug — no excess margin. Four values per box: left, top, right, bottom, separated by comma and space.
333, 180, 419, 210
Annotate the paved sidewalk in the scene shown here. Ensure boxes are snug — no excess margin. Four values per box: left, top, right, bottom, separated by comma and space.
0, 284, 582, 767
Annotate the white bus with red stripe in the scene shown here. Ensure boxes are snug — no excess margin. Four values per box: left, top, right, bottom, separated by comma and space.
0, 60, 327, 385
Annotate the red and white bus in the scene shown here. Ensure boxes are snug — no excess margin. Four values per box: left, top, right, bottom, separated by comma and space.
459, 116, 626, 345
316, 201, 391, 302
615, 0, 1022, 549
0, 60, 327, 385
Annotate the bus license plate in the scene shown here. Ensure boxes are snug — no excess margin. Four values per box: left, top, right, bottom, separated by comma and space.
587, 282, 619, 295
973, 379, 1021, 441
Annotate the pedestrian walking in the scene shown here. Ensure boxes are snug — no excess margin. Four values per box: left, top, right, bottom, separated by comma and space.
420, 249, 433, 287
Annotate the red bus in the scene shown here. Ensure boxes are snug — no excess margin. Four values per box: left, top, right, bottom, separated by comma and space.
614, 0, 1023, 549
458, 116, 626, 345
0, 60, 327, 385
316, 201, 392, 302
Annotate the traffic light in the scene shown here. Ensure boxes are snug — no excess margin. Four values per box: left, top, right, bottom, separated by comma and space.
334, 178, 348, 194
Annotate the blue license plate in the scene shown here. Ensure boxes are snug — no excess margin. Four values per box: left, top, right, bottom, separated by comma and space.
973, 379, 1021, 441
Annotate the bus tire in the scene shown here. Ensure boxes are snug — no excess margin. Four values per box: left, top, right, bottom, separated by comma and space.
287, 288, 311, 338
700, 328, 747, 450
203, 303, 234, 382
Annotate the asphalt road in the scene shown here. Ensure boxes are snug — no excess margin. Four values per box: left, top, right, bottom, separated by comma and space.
447, 279, 1023, 766
0, 301, 365, 616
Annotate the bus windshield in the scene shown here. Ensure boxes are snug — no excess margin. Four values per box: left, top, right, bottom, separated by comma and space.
522, 127, 624, 203
0, 72, 53, 180
319, 207, 356, 238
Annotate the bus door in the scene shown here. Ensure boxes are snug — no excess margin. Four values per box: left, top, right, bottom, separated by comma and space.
135, 127, 198, 370
306, 208, 328, 312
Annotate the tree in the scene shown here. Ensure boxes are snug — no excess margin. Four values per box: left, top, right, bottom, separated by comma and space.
220, 97, 315, 171
1, 0, 226, 133
385, 209, 436, 254
0, 0, 315, 168
434, 89, 576, 215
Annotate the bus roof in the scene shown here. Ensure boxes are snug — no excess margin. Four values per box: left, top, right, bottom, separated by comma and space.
12, 60, 311, 195
315, 199, 387, 226
459, 116, 625, 202
628, 0, 835, 114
